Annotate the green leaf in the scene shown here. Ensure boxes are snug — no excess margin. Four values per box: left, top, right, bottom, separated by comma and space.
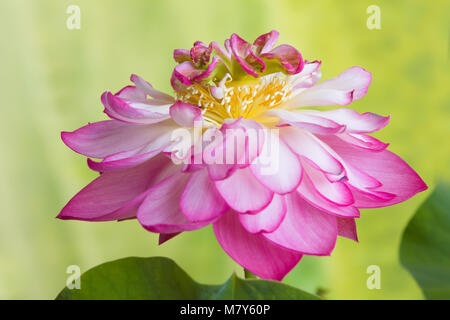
56, 256, 320, 300
400, 183, 450, 299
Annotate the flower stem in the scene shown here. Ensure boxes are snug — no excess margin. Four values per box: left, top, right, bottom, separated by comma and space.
244, 268, 257, 279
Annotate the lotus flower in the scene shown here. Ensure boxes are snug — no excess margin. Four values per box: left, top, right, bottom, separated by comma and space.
59, 31, 427, 280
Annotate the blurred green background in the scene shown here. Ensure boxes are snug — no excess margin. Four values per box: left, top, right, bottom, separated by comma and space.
0, 0, 448, 299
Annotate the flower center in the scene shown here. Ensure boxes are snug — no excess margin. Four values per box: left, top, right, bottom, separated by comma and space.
177, 75, 291, 126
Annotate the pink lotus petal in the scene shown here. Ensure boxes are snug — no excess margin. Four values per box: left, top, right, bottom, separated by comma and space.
261, 44, 304, 74
302, 160, 355, 206
169, 101, 202, 127
297, 173, 360, 218
204, 118, 264, 179
335, 132, 389, 151
180, 169, 228, 222
290, 61, 322, 89
280, 126, 344, 175
61, 120, 165, 159
129, 74, 175, 102
250, 129, 303, 194
115, 85, 146, 101
289, 66, 372, 107
215, 167, 274, 213
230, 33, 265, 77
270, 109, 345, 135
238, 194, 287, 234
337, 217, 358, 242
253, 30, 279, 54
137, 172, 214, 233
57, 155, 171, 221
305, 108, 390, 133
321, 135, 427, 207
263, 193, 338, 255
213, 211, 302, 281
102, 91, 171, 125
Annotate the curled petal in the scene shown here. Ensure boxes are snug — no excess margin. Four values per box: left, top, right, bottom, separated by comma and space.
102, 91, 171, 124
253, 30, 279, 54
230, 33, 265, 77
213, 211, 302, 281
263, 193, 338, 256
261, 44, 304, 74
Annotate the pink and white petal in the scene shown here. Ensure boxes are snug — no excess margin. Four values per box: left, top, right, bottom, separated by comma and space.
238, 194, 287, 234
297, 173, 360, 218
280, 126, 344, 175
288, 66, 372, 107
215, 167, 274, 213
337, 217, 358, 242
102, 92, 171, 124
230, 33, 263, 77
213, 211, 302, 281
57, 155, 171, 221
169, 101, 202, 127
269, 109, 345, 134
130, 74, 175, 102
321, 135, 427, 207
302, 160, 354, 206
335, 132, 389, 151
137, 172, 214, 233
263, 193, 338, 256
250, 130, 303, 194
305, 109, 390, 133
261, 44, 304, 74
289, 61, 322, 89
180, 169, 228, 222
253, 30, 279, 54
115, 85, 146, 101
61, 120, 169, 159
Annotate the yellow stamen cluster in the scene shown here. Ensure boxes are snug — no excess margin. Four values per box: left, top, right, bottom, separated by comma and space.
176, 76, 291, 126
